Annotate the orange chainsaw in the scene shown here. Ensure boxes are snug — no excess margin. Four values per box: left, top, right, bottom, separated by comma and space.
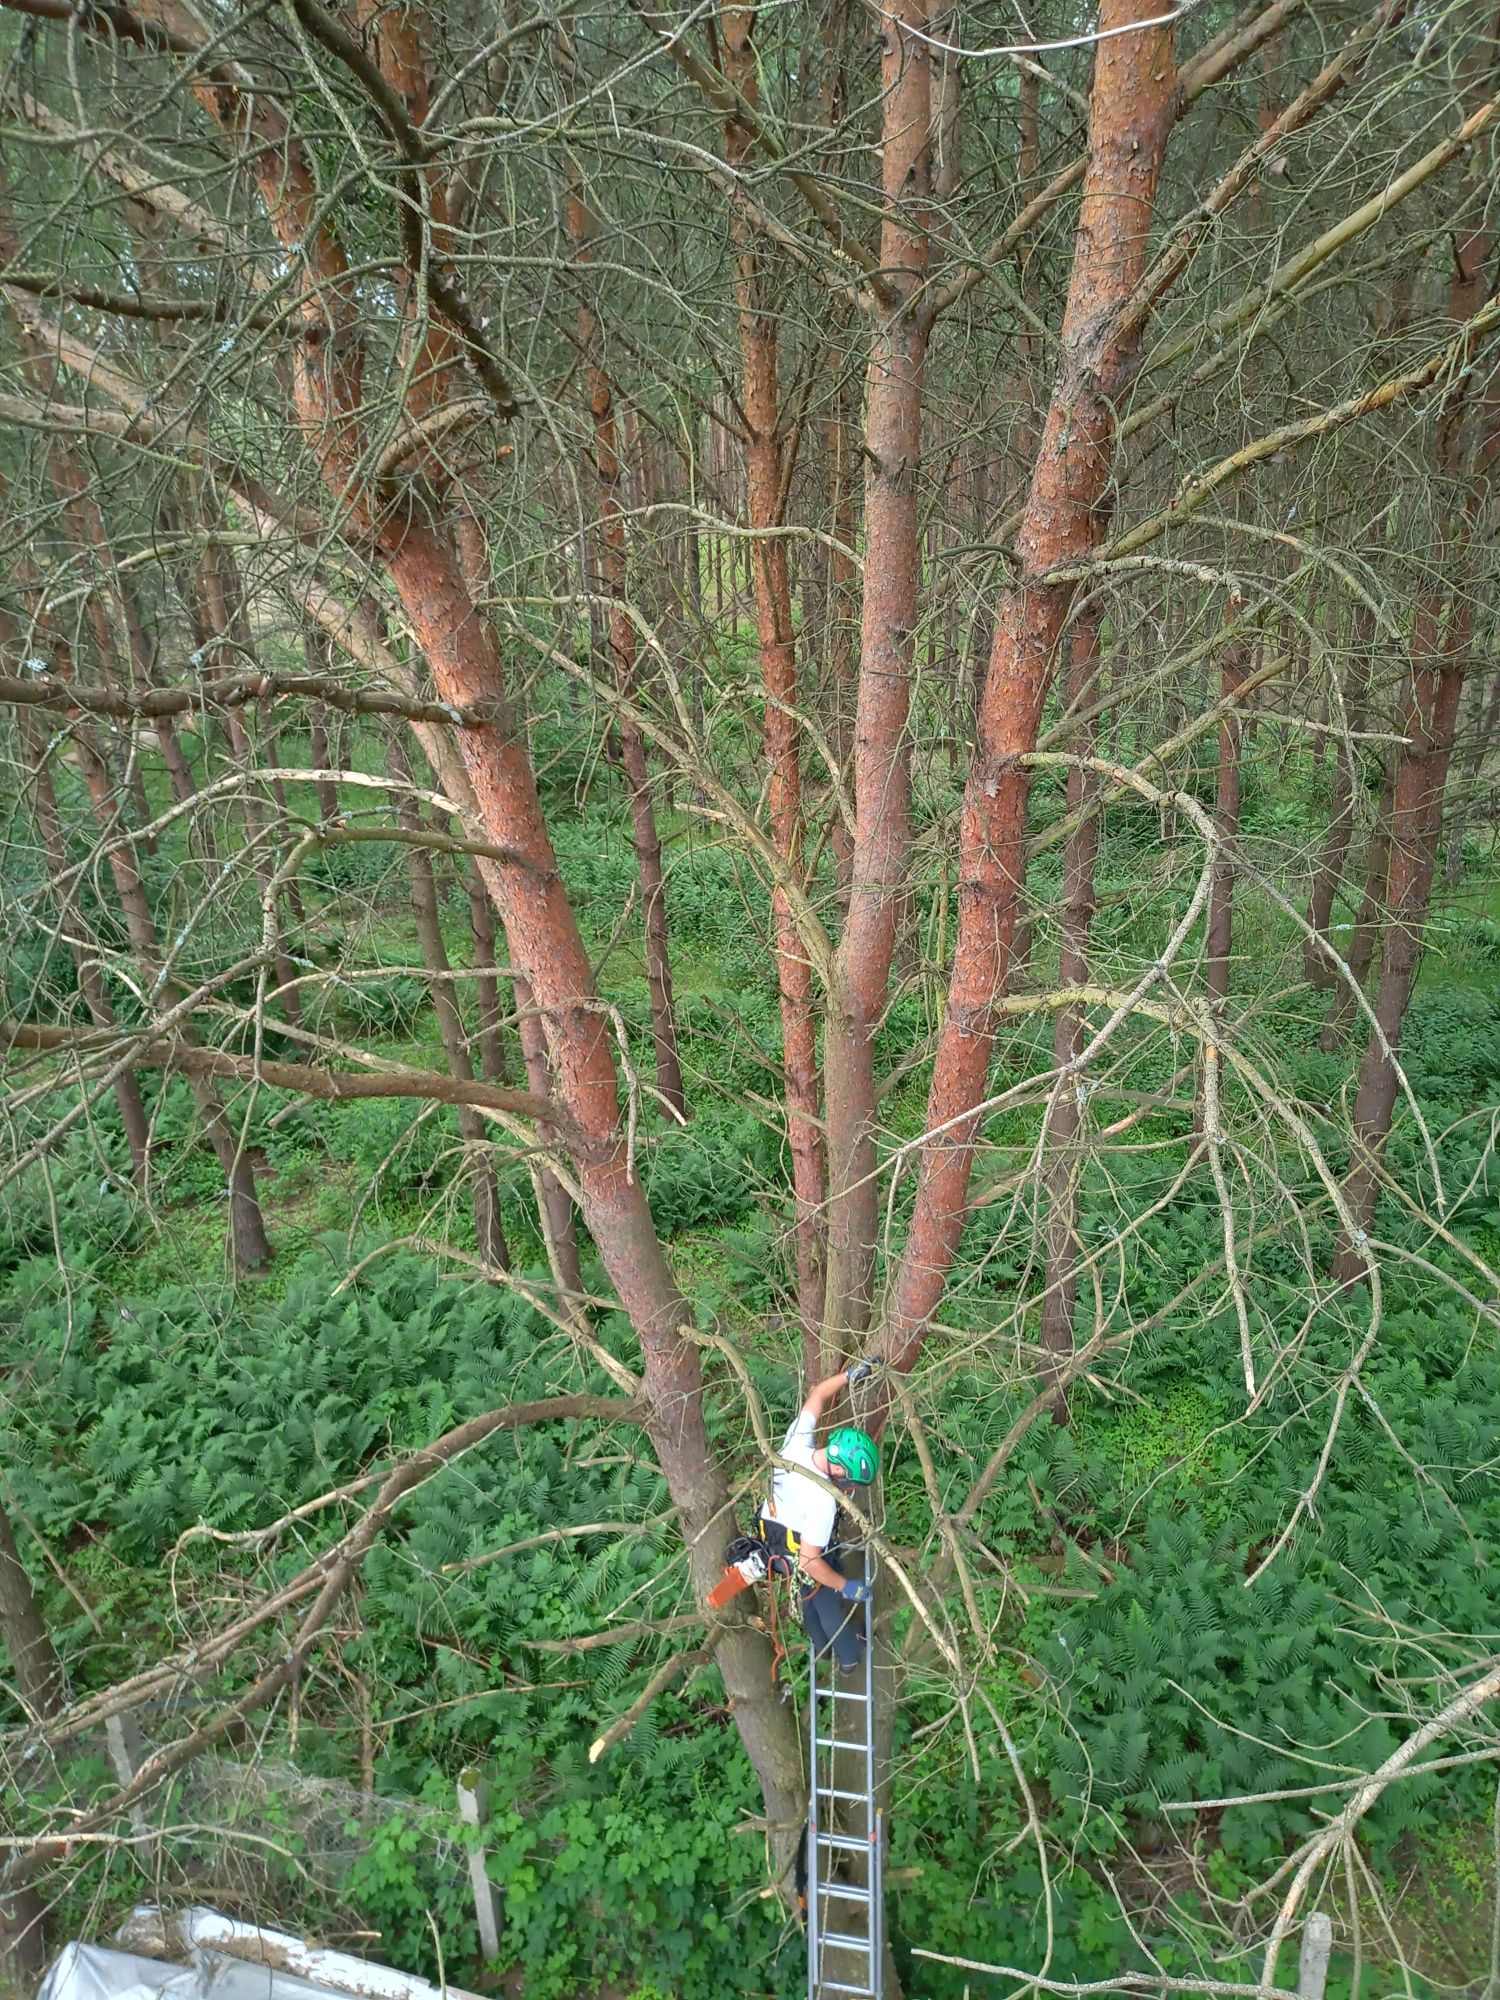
707, 1532, 773, 1608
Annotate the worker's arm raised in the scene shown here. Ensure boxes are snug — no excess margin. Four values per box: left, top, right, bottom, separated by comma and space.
800, 1368, 855, 1424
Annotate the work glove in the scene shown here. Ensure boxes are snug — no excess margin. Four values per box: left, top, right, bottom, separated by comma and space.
841, 1578, 874, 1605
845, 1357, 884, 1387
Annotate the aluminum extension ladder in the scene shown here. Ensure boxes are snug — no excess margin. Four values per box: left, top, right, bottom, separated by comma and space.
805, 1583, 883, 2000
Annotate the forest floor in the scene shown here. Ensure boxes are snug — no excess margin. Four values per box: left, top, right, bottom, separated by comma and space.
5, 727, 1500, 1998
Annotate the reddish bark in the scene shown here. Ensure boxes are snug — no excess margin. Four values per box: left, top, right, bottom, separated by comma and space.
388, 734, 511, 1272
722, 3, 828, 1369
823, 357, 860, 898
564, 173, 686, 1123
890, 0, 1178, 1367
823, 0, 934, 1359
455, 504, 582, 1296
1038, 615, 1104, 1402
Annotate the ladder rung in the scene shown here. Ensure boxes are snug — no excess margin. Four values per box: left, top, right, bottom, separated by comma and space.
817, 1786, 874, 1803
813, 1685, 871, 1700
816, 1832, 876, 1850
813, 1986, 876, 1997
816, 1932, 873, 1953
816, 1883, 871, 1902
813, 1735, 873, 1750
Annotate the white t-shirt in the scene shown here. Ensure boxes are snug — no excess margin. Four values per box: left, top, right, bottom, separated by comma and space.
766, 1409, 837, 1550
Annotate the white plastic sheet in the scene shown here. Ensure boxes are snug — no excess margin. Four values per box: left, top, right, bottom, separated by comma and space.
36, 1942, 198, 2000
36, 1910, 483, 2000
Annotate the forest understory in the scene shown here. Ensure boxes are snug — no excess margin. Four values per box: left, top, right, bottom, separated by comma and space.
1, 0, 1499, 1995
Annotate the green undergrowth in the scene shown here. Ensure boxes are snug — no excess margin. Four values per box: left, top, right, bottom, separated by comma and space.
3, 734, 1499, 1996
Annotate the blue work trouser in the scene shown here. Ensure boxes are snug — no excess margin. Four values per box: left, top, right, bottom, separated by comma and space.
799, 1549, 863, 1670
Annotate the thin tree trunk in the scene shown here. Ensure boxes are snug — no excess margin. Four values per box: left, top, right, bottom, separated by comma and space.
197, 545, 307, 1033
75, 720, 274, 1270
305, 631, 344, 826
1444, 662, 1500, 885
454, 505, 582, 1295
564, 167, 686, 1121
21, 709, 152, 1180
467, 859, 511, 1087
1331, 624, 1467, 1282
890, 0, 1178, 1367
1304, 634, 1371, 988
14, 580, 272, 1269
1321, 740, 1397, 1049
822, 0, 934, 1360
1038, 615, 1104, 1410
1332, 23, 1495, 1281
388, 735, 510, 1272
723, 2, 828, 1371
0, 1496, 63, 1719
1204, 638, 1249, 1012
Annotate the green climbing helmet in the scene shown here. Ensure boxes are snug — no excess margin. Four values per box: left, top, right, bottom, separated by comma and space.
826, 1427, 879, 1485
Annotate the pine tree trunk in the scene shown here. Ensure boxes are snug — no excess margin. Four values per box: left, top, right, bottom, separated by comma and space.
1204, 641, 1247, 1013
1303, 635, 1370, 988
197, 548, 306, 1033
22, 711, 153, 1180
388, 735, 510, 1273
891, 0, 1178, 1365
564, 169, 686, 1122
1321, 748, 1396, 1050
453, 506, 582, 1296
73, 716, 273, 1270
723, 5, 828, 1371
467, 859, 511, 1087
382, 517, 805, 1859
1038, 617, 1104, 1408
823, 0, 934, 1359
1332, 638, 1466, 1281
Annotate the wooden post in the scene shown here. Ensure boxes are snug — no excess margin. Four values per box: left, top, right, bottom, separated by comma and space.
106, 1710, 154, 1872
456, 1768, 502, 1961
1298, 1912, 1333, 2000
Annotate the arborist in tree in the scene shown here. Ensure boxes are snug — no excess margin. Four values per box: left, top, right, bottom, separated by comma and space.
710, 1360, 882, 1676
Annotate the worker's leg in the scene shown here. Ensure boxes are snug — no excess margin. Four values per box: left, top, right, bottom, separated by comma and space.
800, 1581, 864, 1671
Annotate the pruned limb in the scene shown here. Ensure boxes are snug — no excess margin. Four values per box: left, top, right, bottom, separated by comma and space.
588, 1646, 713, 1762
1, 1021, 574, 1137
